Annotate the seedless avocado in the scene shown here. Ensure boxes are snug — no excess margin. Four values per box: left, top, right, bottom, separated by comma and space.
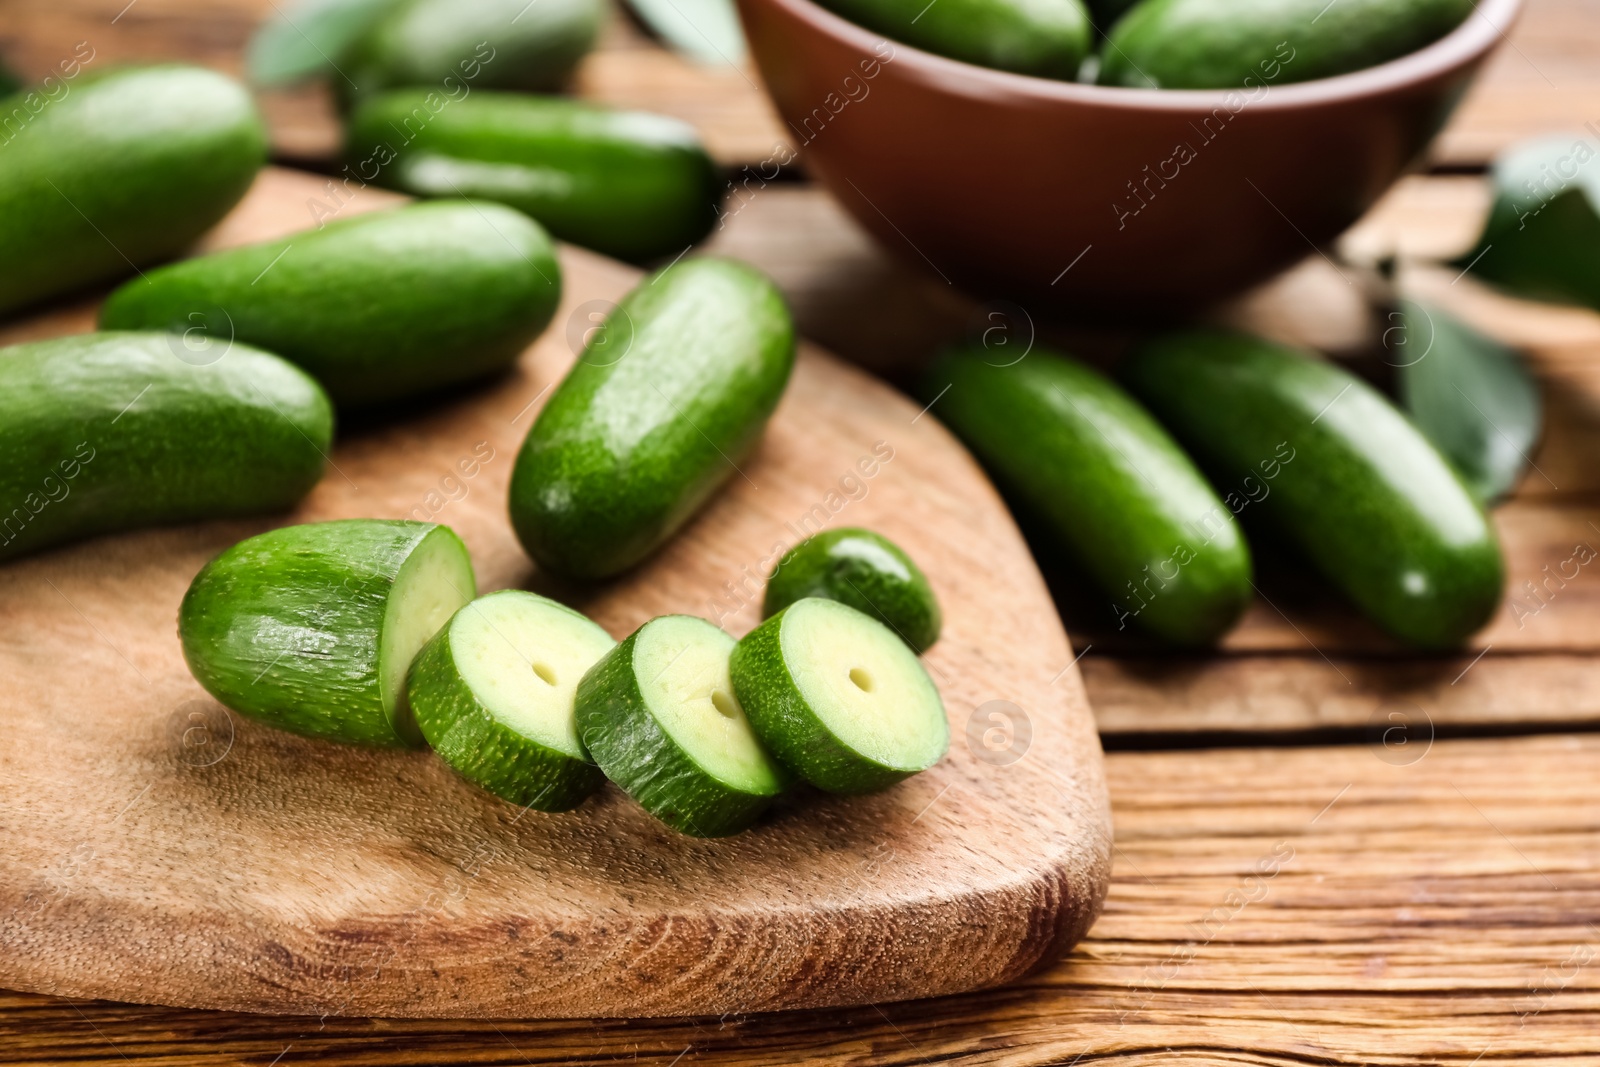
0, 333, 331, 562
0, 65, 266, 315
732, 599, 947, 794
341, 0, 601, 105
815, 0, 1091, 79
408, 590, 613, 811
577, 615, 786, 836
510, 256, 796, 579
1099, 0, 1474, 88
100, 201, 561, 407
181, 520, 476, 747
1120, 331, 1503, 648
764, 528, 942, 653
345, 91, 721, 263
922, 345, 1253, 645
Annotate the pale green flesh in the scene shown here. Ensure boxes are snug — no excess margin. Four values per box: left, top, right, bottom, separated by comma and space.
635, 616, 782, 794
780, 598, 946, 772
450, 590, 616, 759
379, 527, 477, 732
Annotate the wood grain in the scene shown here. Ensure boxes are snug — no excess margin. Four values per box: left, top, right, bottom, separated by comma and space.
4, 734, 1598, 1064
1084, 652, 1600, 735
0, 169, 1111, 1017
1431, 0, 1600, 166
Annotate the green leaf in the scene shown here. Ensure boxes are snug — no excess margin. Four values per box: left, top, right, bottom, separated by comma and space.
1457, 132, 1600, 311
247, 0, 406, 87
622, 0, 746, 66
1392, 298, 1541, 504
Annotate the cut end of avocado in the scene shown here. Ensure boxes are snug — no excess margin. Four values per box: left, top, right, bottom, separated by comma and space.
408, 588, 612, 812
577, 613, 786, 836
448, 590, 615, 760
380, 525, 477, 745
778, 598, 948, 778
634, 615, 784, 798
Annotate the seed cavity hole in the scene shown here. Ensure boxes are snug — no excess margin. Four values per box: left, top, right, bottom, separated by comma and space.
711, 690, 738, 718
849, 667, 874, 693
532, 662, 558, 686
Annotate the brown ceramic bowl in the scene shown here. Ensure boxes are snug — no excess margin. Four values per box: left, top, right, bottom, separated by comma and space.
735, 0, 1520, 312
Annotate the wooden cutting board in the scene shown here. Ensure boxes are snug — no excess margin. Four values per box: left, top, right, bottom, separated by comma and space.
0, 169, 1110, 1019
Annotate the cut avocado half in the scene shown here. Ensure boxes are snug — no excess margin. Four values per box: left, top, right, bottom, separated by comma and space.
731, 598, 948, 794
179, 519, 476, 748
577, 614, 786, 836
408, 589, 615, 811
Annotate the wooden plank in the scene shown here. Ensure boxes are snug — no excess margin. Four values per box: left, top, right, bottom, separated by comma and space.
3, 734, 1598, 1063
1, 0, 1594, 167
1084, 652, 1600, 734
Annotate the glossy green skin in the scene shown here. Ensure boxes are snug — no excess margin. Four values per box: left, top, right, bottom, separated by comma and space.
100, 201, 560, 407
0, 65, 266, 316
923, 345, 1252, 646
510, 257, 796, 579
764, 528, 942, 653
1460, 134, 1600, 312
730, 602, 945, 795
345, 91, 721, 263
1121, 331, 1504, 648
818, 0, 1090, 79
180, 521, 474, 748
576, 617, 782, 837
1099, 0, 1474, 88
342, 0, 601, 106
0, 333, 330, 562
407, 594, 605, 812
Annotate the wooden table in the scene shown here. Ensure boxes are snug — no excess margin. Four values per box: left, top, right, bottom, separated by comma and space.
5, 1, 1600, 1063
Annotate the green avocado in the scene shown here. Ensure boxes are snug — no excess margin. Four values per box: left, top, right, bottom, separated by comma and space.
0, 65, 266, 316
408, 589, 614, 811
180, 520, 476, 747
815, 0, 1092, 79
100, 200, 560, 407
345, 90, 722, 263
922, 344, 1253, 646
576, 614, 786, 836
730, 598, 948, 795
0, 332, 331, 562
1120, 330, 1503, 648
509, 256, 795, 579
1099, 0, 1474, 88
341, 0, 602, 106
763, 528, 942, 653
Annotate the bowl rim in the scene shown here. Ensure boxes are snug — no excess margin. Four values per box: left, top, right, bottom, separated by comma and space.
746, 0, 1523, 111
